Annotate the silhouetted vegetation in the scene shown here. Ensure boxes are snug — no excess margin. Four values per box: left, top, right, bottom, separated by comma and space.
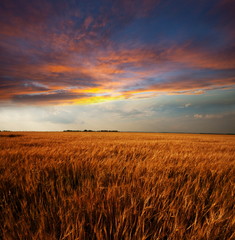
64, 129, 119, 132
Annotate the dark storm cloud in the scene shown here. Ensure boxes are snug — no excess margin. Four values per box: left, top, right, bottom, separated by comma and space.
12, 90, 90, 104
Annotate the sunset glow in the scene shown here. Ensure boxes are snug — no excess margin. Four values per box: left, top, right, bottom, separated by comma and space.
0, 0, 235, 132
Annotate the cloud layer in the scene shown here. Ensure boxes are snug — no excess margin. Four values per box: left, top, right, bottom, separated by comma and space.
0, 0, 235, 105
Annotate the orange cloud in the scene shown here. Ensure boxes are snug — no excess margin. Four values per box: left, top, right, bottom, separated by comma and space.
169, 45, 235, 70
43, 65, 76, 73
1, 0, 235, 106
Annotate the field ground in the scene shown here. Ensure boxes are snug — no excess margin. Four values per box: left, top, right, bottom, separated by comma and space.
0, 132, 235, 239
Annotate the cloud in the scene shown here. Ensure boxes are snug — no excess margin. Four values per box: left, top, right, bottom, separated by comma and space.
194, 114, 203, 119
194, 113, 230, 119
204, 114, 224, 119
12, 90, 91, 105
184, 103, 191, 108
0, 0, 235, 105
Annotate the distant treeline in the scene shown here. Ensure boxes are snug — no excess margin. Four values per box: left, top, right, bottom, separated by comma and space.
63, 130, 119, 132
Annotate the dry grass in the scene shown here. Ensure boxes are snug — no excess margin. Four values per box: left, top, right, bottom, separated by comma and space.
0, 132, 234, 240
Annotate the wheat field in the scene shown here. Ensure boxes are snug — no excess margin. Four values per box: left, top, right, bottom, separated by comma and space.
0, 132, 234, 240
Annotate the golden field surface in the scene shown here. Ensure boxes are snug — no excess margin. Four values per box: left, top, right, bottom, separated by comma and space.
0, 132, 234, 240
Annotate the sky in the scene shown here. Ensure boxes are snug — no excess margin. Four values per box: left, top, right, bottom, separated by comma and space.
0, 0, 235, 133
